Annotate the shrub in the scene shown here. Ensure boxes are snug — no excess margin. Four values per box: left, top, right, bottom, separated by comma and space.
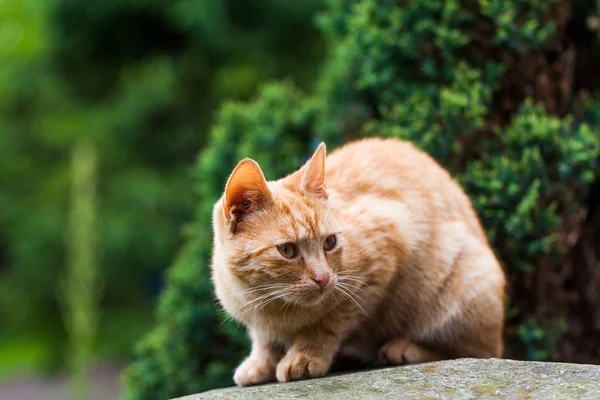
124, 0, 600, 398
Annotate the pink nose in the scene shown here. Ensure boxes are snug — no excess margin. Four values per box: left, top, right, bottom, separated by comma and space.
312, 272, 331, 289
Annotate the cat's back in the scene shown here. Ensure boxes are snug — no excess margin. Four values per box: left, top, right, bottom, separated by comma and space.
325, 137, 486, 241
325, 137, 442, 189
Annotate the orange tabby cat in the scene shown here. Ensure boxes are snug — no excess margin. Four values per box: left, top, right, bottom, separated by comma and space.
211, 137, 506, 386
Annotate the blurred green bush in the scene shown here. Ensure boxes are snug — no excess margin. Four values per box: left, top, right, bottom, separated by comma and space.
0, 0, 325, 378
123, 0, 600, 399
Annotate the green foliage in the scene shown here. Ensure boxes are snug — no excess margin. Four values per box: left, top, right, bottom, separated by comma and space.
363, 62, 500, 167
0, 0, 325, 377
517, 317, 568, 361
462, 100, 598, 272
122, 0, 598, 397
61, 139, 99, 399
480, 0, 558, 49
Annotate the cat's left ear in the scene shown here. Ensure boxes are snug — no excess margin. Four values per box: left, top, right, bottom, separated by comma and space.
301, 142, 328, 200
223, 158, 272, 225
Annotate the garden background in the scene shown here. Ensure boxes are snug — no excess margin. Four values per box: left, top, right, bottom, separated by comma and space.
1, 0, 599, 399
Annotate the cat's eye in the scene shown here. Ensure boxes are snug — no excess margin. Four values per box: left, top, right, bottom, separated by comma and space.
323, 235, 337, 251
277, 243, 297, 259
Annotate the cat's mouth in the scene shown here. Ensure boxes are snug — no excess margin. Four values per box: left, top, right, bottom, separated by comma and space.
296, 278, 337, 306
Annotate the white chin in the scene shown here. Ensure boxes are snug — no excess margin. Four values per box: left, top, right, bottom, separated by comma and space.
299, 291, 328, 307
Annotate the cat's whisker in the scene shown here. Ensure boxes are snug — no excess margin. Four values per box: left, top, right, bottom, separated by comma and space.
230, 283, 287, 298
335, 285, 368, 317
282, 296, 293, 313
338, 275, 366, 283
338, 274, 369, 285
331, 290, 341, 306
336, 287, 367, 317
223, 288, 289, 322
247, 289, 288, 309
338, 275, 382, 298
230, 285, 287, 307
337, 278, 381, 299
254, 291, 289, 313
256, 296, 285, 313
235, 284, 285, 295
340, 269, 361, 273
339, 269, 361, 276
337, 283, 369, 308
282, 293, 301, 313
337, 281, 372, 299
248, 288, 289, 310
217, 307, 231, 315
341, 289, 367, 315
221, 313, 235, 324
291, 295, 301, 310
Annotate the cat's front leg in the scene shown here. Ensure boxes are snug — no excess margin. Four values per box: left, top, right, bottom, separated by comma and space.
276, 329, 339, 382
234, 330, 284, 387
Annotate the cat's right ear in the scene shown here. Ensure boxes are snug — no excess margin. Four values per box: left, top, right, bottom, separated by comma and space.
223, 158, 272, 226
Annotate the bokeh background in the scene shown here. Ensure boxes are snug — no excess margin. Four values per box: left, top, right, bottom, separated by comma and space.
1, 0, 599, 399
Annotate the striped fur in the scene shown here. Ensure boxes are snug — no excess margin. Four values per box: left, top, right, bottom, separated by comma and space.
211, 137, 506, 386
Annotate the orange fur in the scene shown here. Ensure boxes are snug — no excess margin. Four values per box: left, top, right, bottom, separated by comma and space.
211, 137, 506, 386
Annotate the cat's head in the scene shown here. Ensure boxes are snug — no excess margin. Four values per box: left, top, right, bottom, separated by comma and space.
212, 143, 342, 307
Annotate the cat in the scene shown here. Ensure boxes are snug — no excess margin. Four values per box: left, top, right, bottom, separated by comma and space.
211, 137, 506, 386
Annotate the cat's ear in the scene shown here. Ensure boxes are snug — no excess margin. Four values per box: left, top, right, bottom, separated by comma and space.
223, 158, 272, 224
301, 142, 328, 200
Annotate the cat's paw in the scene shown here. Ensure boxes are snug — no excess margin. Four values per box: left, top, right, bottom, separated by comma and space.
233, 357, 276, 387
276, 351, 329, 382
379, 338, 442, 365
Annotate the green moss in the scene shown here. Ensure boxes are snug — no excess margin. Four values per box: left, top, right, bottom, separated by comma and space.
554, 380, 594, 399
471, 383, 503, 394
422, 364, 441, 373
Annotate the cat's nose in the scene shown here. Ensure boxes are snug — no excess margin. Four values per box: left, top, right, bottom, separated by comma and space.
312, 272, 331, 289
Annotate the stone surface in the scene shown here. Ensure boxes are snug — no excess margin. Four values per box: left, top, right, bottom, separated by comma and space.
175, 358, 600, 400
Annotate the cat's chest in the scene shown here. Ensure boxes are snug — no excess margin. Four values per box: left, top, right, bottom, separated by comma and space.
248, 310, 319, 344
